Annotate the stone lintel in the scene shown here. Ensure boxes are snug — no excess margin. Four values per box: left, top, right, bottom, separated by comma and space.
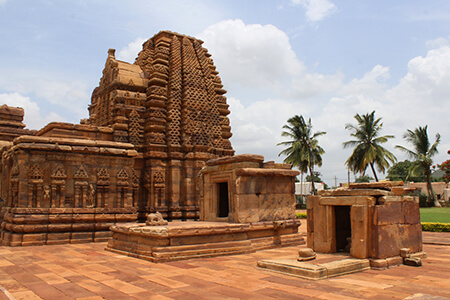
318, 189, 392, 197
319, 196, 376, 206
13, 135, 134, 149
205, 154, 264, 166
37, 122, 113, 136
235, 168, 299, 177
348, 181, 404, 189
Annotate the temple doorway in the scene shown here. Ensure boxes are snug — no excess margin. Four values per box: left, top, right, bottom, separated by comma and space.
217, 182, 229, 218
335, 206, 351, 252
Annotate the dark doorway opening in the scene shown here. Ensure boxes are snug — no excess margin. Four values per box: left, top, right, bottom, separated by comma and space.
217, 182, 229, 218
335, 206, 351, 252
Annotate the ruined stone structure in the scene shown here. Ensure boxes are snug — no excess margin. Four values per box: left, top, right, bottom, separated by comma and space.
306, 181, 426, 269
0, 31, 236, 246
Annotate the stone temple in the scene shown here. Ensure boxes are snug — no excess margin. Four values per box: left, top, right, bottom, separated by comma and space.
0, 31, 303, 250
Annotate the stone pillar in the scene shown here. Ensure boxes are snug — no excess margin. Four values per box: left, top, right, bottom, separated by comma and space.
36, 184, 42, 208
51, 185, 57, 208
74, 185, 80, 208
60, 185, 65, 208
82, 185, 87, 207
168, 160, 181, 219
350, 204, 370, 259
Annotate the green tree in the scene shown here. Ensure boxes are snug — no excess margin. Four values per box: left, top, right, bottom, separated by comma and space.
305, 172, 322, 182
343, 111, 397, 182
396, 126, 441, 206
386, 160, 425, 182
355, 175, 374, 183
278, 115, 326, 195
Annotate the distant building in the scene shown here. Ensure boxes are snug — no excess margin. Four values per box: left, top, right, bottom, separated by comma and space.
406, 182, 450, 202
295, 182, 324, 196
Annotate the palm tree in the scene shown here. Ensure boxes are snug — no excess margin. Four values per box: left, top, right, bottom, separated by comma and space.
396, 126, 441, 207
278, 115, 326, 195
343, 111, 397, 182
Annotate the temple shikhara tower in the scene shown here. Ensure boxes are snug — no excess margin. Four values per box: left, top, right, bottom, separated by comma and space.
0, 31, 302, 251
87, 31, 234, 220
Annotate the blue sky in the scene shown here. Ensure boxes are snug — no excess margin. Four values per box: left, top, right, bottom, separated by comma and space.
0, 0, 449, 186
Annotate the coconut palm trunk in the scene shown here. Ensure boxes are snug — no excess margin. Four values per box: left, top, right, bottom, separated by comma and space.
369, 162, 379, 182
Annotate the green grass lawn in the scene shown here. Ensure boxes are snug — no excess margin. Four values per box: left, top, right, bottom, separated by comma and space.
420, 207, 450, 223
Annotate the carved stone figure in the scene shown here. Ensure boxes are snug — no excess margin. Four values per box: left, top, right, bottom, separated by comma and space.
145, 212, 168, 226
87, 184, 95, 207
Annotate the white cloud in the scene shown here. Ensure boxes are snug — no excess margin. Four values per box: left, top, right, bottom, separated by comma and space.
291, 0, 337, 22
0, 0, 7, 5
199, 19, 304, 89
426, 37, 450, 49
0, 69, 90, 127
228, 97, 304, 159
116, 37, 146, 63
217, 25, 449, 185
0, 92, 64, 129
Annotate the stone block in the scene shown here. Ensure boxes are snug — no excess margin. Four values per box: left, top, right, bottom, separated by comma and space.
46, 233, 70, 245
403, 201, 421, 224
373, 223, 422, 259
21, 233, 45, 246
70, 232, 94, 243
404, 257, 422, 266
375, 201, 403, 225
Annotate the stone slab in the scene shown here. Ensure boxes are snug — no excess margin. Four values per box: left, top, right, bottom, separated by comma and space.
257, 257, 370, 280
106, 221, 305, 262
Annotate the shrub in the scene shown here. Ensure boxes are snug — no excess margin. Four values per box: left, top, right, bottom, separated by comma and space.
419, 193, 429, 207
421, 222, 450, 232
296, 212, 307, 219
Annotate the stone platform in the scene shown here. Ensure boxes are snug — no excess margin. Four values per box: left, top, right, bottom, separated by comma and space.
258, 254, 371, 280
106, 220, 305, 262
1, 207, 137, 246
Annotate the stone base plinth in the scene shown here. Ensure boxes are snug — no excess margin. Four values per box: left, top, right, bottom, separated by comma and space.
106, 219, 305, 262
258, 257, 370, 280
0, 207, 138, 246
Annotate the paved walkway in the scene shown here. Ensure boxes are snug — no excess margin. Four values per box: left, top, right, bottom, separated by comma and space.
0, 230, 449, 299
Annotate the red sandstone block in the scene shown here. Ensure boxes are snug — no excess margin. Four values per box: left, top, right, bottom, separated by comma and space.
95, 214, 115, 223
47, 224, 72, 232
94, 222, 113, 231
375, 202, 403, 225
70, 232, 94, 243
48, 208, 73, 214
403, 201, 421, 224
72, 223, 95, 232
73, 214, 95, 223
21, 233, 45, 246
46, 233, 70, 245
48, 214, 73, 223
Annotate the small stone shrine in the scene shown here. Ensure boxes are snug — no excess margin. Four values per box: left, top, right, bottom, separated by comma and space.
307, 181, 426, 269
257, 181, 425, 280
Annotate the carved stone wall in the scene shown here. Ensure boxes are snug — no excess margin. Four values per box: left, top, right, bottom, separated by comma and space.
0, 136, 137, 246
